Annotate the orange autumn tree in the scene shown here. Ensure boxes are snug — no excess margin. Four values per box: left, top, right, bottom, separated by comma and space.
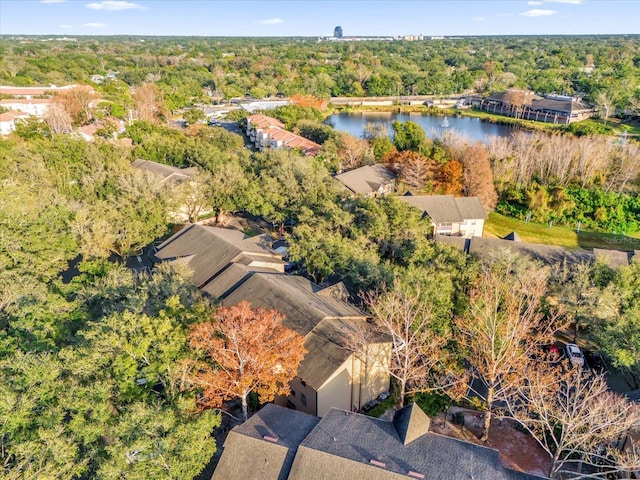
290, 94, 328, 110
188, 301, 306, 421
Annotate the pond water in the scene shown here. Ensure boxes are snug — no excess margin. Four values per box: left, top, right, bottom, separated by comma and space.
325, 112, 517, 144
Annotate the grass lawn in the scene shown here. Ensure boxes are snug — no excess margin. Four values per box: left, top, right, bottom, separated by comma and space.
485, 212, 640, 251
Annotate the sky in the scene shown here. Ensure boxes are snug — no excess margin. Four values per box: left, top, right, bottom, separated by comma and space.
1, 0, 638, 37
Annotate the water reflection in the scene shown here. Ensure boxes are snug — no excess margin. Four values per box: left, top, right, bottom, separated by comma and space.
325, 112, 516, 144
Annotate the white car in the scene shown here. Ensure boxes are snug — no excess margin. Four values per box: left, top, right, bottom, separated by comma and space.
566, 343, 585, 368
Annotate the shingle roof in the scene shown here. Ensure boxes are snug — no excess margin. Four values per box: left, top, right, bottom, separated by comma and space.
399, 194, 471, 223
335, 164, 396, 195
212, 404, 320, 480
131, 158, 197, 184
593, 248, 631, 270
288, 406, 546, 480
393, 403, 431, 446
221, 273, 365, 337
153, 225, 283, 288
503, 231, 523, 242
530, 96, 594, 114
466, 237, 593, 265
215, 272, 380, 389
400, 195, 487, 223
200, 262, 281, 299
455, 196, 488, 220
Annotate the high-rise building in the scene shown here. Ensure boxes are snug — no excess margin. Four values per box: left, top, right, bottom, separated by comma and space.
334, 26, 343, 38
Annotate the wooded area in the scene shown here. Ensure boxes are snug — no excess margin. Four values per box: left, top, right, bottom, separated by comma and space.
1, 34, 639, 479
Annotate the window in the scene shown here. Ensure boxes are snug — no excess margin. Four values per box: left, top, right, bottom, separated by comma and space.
300, 380, 306, 387
286, 400, 296, 410
290, 388, 296, 397
300, 393, 307, 407
436, 222, 453, 235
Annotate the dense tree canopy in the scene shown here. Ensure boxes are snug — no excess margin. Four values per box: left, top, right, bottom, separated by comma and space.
1, 35, 638, 115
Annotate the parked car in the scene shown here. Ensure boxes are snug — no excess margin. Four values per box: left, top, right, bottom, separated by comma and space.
584, 350, 607, 373
566, 343, 585, 368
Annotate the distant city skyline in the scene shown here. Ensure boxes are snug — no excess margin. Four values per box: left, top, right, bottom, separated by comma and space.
1, 0, 638, 37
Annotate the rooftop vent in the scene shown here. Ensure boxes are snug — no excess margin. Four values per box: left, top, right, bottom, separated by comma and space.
262, 435, 278, 443
369, 459, 386, 468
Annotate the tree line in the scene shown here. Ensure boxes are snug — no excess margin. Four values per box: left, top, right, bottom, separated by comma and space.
2, 35, 639, 116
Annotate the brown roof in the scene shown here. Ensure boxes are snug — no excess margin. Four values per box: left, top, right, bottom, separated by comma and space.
464, 236, 593, 266
0, 84, 77, 96
335, 164, 396, 195
0, 111, 29, 122
399, 194, 463, 223
200, 262, 281, 299
268, 127, 321, 155
247, 113, 285, 130
299, 317, 387, 389
214, 403, 548, 480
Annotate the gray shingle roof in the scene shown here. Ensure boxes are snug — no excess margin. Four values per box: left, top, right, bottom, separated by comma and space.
503, 231, 523, 242
593, 248, 632, 270
219, 273, 375, 388
400, 194, 487, 224
214, 404, 548, 480
455, 196, 488, 220
529, 96, 594, 114
131, 158, 197, 184
335, 164, 396, 195
465, 236, 593, 266
288, 406, 546, 480
200, 262, 281, 299
154, 225, 283, 288
221, 273, 365, 338
213, 404, 320, 480
393, 403, 431, 446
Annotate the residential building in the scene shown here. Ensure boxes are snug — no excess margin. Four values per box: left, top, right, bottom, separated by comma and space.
210, 271, 391, 416
131, 159, 198, 186
0, 98, 52, 117
246, 114, 321, 156
154, 224, 391, 417
399, 194, 487, 238
435, 234, 597, 266
213, 403, 548, 480
0, 84, 78, 98
478, 89, 595, 124
153, 224, 285, 288
335, 164, 396, 197
0, 110, 28, 135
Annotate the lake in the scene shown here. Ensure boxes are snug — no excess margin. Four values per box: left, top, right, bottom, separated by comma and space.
325, 112, 516, 144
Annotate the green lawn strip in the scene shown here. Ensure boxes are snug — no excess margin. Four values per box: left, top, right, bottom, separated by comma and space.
485, 212, 640, 251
